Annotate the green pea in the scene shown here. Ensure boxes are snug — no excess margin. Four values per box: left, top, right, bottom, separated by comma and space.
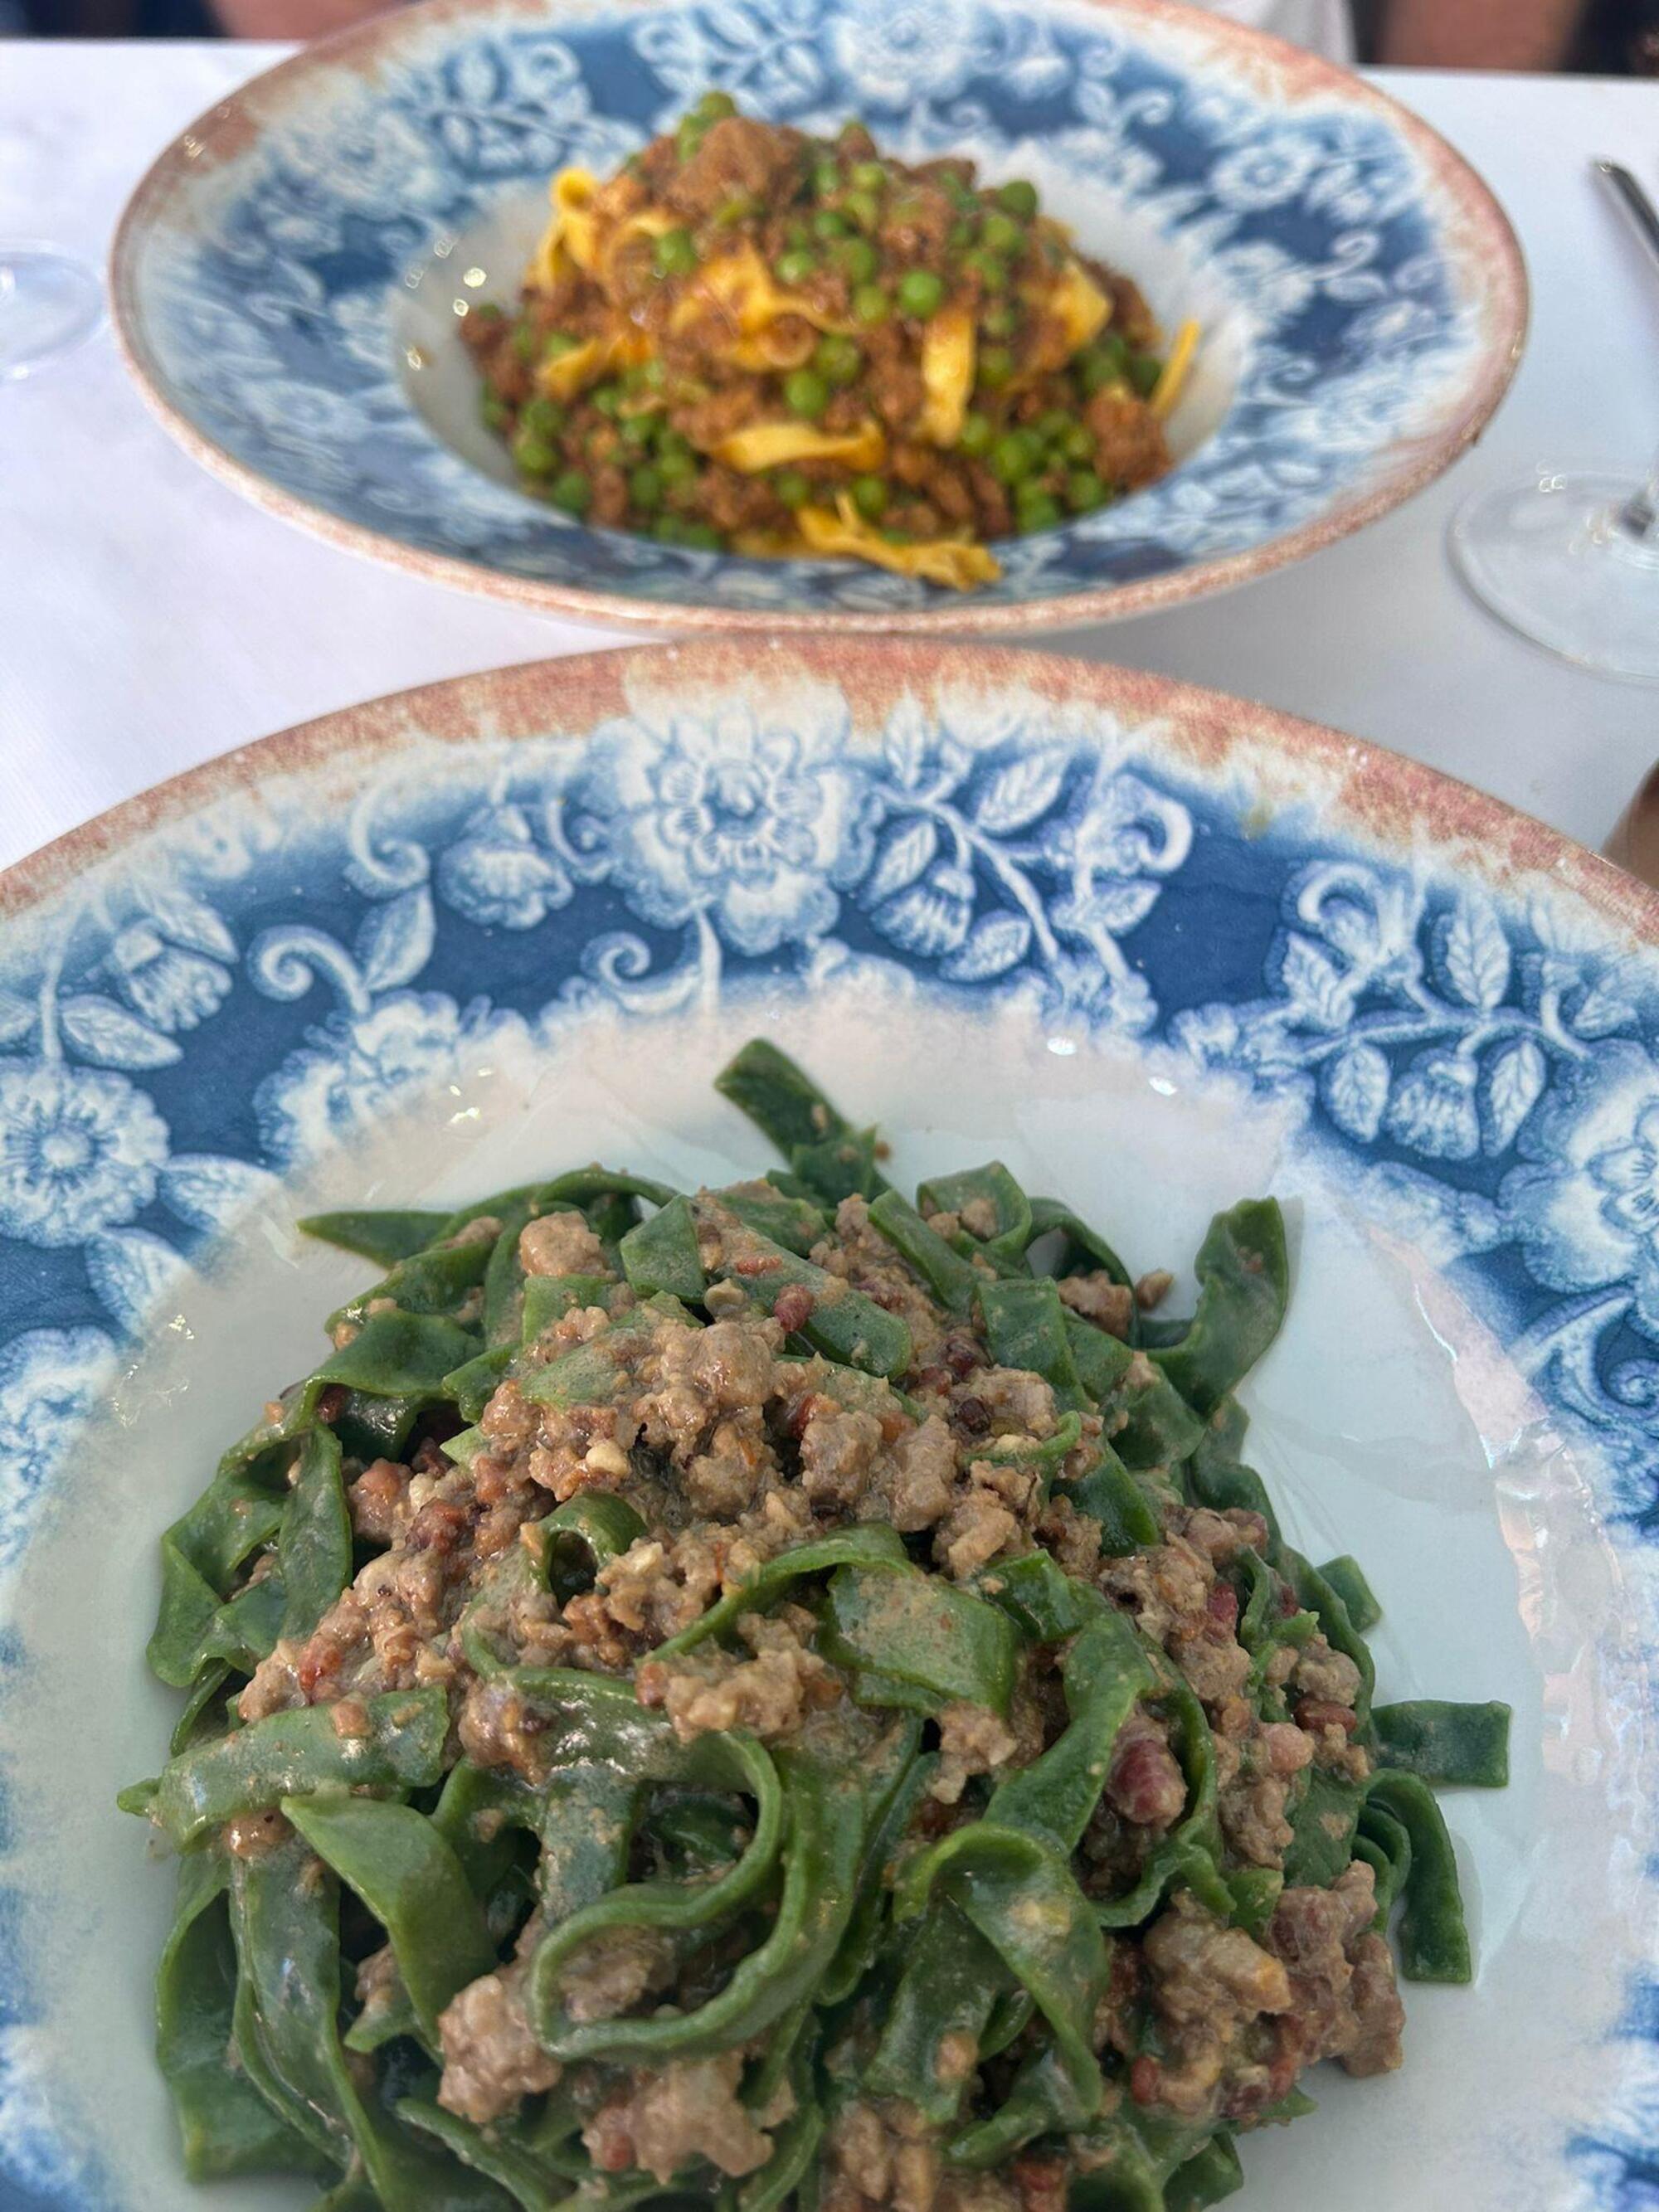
813, 333, 863, 387
980, 299, 1018, 339
1127, 352, 1162, 399
550, 468, 590, 513
513, 433, 557, 477
629, 464, 664, 511
948, 218, 978, 254
813, 208, 850, 242
619, 411, 658, 447
957, 411, 993, 458
990, 428, 1043, 484
520, 395, 565, 441
654, 227, 699, 279
695, 89, 737, 119
849, 160, 887, 192
773, 469, 810, 509
654, 514, 688, 544
853, 283, 892, 325
1015, 489, 1061, 531
786, 218, 813, 250
658, 445, 698, 485
775, 248, 819, 288
675, 119, 708, 161
1077, 333, 1129, 396
835, 236, 879, 285
843, 189, 882, 236
714, 192, 759, 226
1036, 408, 1073, 445
997, 178, 1039, 219
965, 249, 1009, 292
511, 323, 538, 364
850, 474, 888, 520
977, 344, 1014, 390
944, 175, 978, 210
783, 367, 830, 420
479, 391, 510, 431
641, 357, 669, 391
897, 270, 945, 318
591, 384, 623, 420
1066, 470, 1110, 513
981, 211, 1023, 256
542, 331, 582, 363
813, 156, 842, 197
679, 520, 723, 550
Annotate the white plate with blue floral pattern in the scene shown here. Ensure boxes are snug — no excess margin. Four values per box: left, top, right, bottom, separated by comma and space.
109, 0, 1525, 632
0, 641, 1653, 2210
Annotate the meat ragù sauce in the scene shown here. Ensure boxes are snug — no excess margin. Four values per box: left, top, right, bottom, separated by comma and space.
462, 97, 1195, 586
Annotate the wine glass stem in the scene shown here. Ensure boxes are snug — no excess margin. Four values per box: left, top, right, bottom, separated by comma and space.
1619, 449, 1659, 545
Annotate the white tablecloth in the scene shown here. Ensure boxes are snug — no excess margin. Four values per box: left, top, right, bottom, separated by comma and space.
3, 48, 1657, 870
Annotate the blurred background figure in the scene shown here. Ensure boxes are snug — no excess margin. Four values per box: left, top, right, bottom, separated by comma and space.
7, 0, 1656, 80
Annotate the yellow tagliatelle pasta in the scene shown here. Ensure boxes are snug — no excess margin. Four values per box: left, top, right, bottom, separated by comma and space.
713, 420, 887, 474
470, 102, 1190, 589
917, 307, 976, 448
1151, 318, 1201, 418
796, 498, 1000, 589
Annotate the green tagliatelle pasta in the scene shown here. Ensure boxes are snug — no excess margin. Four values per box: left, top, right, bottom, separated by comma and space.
124, 1039, 1510, 2212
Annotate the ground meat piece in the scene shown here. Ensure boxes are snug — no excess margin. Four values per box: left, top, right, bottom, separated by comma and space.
667, 114, 803, 221
636, 1609, 839, 1741
458, 1676, 551, 1778
1104, 1709, 1186, 1829
519, 1210, 611, 1280
933, 1482, 1018, 1579
1084, 387, 1170, 490
348, 1456, 410, 1544
639, 1317, 776, 1468
878, 1413, 957, 1531
1178, 1507, 1269, 1565
437, 1965, 561, 2125
969, 1367, 1057, 1441
554, 1927, 677, 2023
596, 1532, 722, 1646
1135, 1269, 1174, 1310
799, 1403, 884, 1509
585, 2051, 774, 2183
932, 1701, 1019, 1804
1292, 1637, 1363, 1707
684, 1417, 767, 1516
1140, 1890, 1292, 2117
1219, 1772, 1293, 1869
1342, 1931, 1408, 2076
1036, 1493, 1103, 1578
821, 2098, 942, 2212
1266, 1862, 1404, 2088
1057, 1272, 1135, 1338
1171, 1626, 1252, 1705
1100, 1538, 1211, 1646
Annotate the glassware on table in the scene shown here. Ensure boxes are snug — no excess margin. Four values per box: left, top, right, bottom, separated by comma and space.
1447, 159, 1659, 688
0, 245, 105, 383
1449, 455, 1659, 685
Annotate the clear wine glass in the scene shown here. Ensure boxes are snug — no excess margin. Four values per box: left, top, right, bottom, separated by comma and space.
1449, 455, 1659, 686
0, 244, 105, 382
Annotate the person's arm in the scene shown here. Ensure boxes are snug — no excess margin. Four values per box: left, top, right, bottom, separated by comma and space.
1378, 0, 1588, 68
212, 0, 389, 36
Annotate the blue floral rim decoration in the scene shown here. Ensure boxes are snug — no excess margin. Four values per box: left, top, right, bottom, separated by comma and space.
1, 641, 1652, 2206
110, 0, 1525, 631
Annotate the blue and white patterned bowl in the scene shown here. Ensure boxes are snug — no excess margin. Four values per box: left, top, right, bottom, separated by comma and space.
0, 641, 1655, 2209
109, 0, 1526, 633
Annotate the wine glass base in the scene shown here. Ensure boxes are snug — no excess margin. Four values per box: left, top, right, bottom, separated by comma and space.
1449, 474, 1659, 685
0, 247, 105, 383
